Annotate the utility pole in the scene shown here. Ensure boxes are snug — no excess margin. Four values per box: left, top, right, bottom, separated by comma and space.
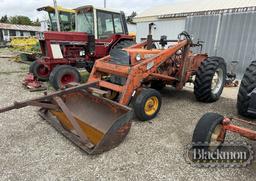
53, 0, 61, 32
104, 0, 106, 8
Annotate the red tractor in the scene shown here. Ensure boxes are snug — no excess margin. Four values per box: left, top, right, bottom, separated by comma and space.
30, 5, 134, 90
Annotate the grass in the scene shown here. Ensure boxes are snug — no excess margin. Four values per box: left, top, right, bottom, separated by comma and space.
80, 70, 90, 83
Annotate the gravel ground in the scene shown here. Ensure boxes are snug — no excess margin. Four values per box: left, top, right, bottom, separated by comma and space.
0, 54, 256, 181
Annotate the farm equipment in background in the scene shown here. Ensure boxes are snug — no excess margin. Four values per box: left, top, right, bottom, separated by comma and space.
11, 37, 39, 52
193, 61, 256, 149
0, 30, 226, 153
37, 6, 76, 32
225, 61, 239, 87
30, 5, 134, 90
22, 73, 47, 92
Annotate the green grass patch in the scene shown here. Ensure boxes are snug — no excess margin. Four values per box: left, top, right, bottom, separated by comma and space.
80, 70, 90, 83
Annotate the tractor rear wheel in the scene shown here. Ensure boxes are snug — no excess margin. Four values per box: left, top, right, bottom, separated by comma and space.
192, 112, 226, 151
133, 88, 162, 121
237, 61, 256, 118
49, 65, 81, 90
194, 57, 226, 102
29, 61, 50, 81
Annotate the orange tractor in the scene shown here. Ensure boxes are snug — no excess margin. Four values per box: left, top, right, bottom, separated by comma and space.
0, 30, 226, 154
87, 31, 227, 120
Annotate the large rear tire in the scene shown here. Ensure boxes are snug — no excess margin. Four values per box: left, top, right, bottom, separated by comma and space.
49, 65, 81, 90
194, 57, 226, 102
237, 61, 256, 118
133, 89, 162, 121
29, 61, 50, 81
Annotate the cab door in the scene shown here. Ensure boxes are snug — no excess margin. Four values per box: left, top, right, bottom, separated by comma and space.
95, 10, 125, 58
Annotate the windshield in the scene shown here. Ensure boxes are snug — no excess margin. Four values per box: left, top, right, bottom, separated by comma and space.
49, 12, 75, 31
76, 12, 94, 34
49, 12, 58, 31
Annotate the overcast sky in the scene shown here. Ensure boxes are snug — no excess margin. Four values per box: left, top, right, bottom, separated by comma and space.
0, 0, 177, 21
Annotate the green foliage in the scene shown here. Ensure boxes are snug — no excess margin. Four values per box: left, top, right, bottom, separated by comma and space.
9, 16, 32, 25
0, 15, 40, 26
0, 15, 9, 23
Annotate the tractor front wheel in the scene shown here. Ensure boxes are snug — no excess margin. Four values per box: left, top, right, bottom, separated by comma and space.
192, 112, 226, 151
49, 65, 81, 90
194, 57, 226, 102
133, 89, 162, 121
29, 61, 50, 81
237, 61, 256, 118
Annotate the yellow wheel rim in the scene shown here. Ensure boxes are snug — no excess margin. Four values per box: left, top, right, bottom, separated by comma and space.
144, 96, 159, 116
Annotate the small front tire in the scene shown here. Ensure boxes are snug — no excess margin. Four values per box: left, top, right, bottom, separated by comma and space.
133, 88, 162, 121
192, 113, 226, 150
29, 61, 50, 81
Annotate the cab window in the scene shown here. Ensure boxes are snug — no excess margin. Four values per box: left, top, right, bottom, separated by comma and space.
113, 14, 123, 34
97, 11, 114, 39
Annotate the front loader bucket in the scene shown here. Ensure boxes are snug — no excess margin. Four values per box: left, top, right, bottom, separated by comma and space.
39, 91, 133, 154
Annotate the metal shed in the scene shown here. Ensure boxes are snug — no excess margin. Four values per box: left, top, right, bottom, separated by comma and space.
0, 23, 41, 42
134, 0, 256, 77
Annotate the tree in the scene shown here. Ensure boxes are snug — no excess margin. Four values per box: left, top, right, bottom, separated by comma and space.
32, 18, 40, 26
127, 11, 137, 24
9, 16, 32, 25
0, 15, 9, 23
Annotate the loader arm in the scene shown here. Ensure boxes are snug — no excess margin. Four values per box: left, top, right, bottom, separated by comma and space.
88, 39, 191, 105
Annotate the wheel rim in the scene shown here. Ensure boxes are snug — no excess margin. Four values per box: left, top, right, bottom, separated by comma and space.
144, 96, 159, 116
211, 68, 224, 95
209, 124, 223, 149
37, 64, 49, 77
61, 74, 75, 86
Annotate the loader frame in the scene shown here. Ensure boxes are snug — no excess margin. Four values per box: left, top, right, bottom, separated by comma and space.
88, 33, 207, 106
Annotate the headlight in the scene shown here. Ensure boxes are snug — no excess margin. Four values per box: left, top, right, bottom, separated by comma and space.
136, 54, 142, 61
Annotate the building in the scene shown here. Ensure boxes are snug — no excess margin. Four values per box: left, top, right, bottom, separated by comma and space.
0, 23, 41, 42
127, 22, 137, 36
134, 0, 256, 77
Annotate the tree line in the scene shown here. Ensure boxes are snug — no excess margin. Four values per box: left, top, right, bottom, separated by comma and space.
0, 15, 40, 26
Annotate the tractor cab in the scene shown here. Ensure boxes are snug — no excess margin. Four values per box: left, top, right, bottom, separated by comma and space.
37, 6, 76, 32
75, 5, 129, 39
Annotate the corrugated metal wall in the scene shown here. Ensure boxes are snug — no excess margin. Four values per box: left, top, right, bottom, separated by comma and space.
136, 18, 186, 44
185, 12, 256, 78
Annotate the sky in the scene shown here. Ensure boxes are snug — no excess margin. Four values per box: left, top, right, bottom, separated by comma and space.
0, 0, 176, 21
